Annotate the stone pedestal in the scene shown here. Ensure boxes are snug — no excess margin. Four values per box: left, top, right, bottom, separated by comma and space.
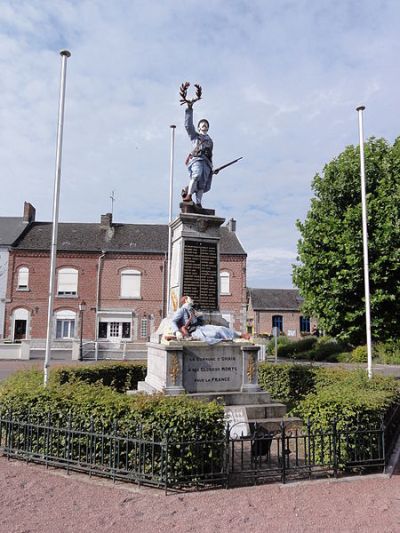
169, 212, 226, 313
138, 341, 261, 397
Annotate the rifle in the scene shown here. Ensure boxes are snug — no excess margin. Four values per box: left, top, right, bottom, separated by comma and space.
213, 157, 243, 175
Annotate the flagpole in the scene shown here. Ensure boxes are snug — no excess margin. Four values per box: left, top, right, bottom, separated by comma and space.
356, 105, 373, 379
166, 124, 176, 315
44, 50, 71, 386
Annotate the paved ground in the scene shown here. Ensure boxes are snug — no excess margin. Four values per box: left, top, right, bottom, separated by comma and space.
0, 457, 400, 532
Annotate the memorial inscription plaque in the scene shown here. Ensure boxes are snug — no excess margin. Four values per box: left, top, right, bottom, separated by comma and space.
182, 240, 218, 310
183, 345, 242, 393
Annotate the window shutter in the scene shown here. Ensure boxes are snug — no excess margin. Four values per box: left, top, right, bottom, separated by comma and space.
220, 271, 230, 295
57, 268, 78, 295
17, 267, 29, 289
120, 270, 141, 298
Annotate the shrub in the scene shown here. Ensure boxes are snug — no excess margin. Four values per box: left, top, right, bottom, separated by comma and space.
375, 341, 400, 365
0, 367, 225, 484
331, 352, 353, 363
292, 370, 400, 466
52, 362, 147, 392
308, 338, 347, 361
258, 363, 317, 406
277, 336, 318, 359
351, 346, 368, 363
293, 370, 399, 429
267, 335, 292, 355
258, 362, 399, 468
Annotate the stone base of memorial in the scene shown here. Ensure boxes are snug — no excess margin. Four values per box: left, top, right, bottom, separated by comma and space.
137, 340, 263, 397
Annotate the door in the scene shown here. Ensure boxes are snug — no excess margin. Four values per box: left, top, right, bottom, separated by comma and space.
14, 319, 27, 341
12, 308, 30, 342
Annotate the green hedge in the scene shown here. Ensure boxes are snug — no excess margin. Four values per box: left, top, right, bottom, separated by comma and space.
292, 370, 399, 466
258, 363, 317, 406
0, 366, 225, 483
276, 336, 318, 358
52, 361, 147, 392
272, 336, 349, 362
258, 362, 399, 415
258, 362, 399, 467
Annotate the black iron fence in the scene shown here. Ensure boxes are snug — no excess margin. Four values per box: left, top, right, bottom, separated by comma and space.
0, 409, 390, 492
383, 401, 400, 458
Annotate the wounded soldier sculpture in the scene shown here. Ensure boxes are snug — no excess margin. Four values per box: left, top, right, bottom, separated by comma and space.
167, 296, 251, 346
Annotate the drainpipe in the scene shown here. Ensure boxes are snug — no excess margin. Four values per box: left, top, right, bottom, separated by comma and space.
161, 253, 167, 318
95, 251, 106, 340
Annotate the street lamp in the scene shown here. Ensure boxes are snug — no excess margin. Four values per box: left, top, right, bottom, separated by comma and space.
79, 300, 86, 361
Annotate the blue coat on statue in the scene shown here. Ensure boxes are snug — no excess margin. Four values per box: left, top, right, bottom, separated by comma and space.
185, 108, 213, 194
171, 305, 200, 334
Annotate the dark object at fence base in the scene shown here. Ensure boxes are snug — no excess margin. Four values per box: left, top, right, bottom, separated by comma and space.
249, 423, 273, 460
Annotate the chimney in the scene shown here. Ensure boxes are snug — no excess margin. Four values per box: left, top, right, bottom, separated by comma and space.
100, 213, 113, 228
23, 202, 36, 223
227, 218, 236, 232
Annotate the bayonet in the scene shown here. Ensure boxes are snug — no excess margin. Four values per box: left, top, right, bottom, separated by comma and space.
213, 157, 243, 175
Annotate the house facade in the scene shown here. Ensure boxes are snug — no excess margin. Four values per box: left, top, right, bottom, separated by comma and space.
0, 202, 36, 339
247, 288, 317, 338
4, 213, 247, 345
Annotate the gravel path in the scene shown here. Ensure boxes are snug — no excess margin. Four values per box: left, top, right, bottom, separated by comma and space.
1, 457, 400, 532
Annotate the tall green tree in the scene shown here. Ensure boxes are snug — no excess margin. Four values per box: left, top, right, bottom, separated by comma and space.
293, 137, 400, 345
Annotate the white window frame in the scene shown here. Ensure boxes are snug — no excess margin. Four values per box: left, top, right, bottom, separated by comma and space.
220, 271, 230, 295
55, 310, 76, 339
120, 269, 141, 299
17, 267, 29, 290
141, 317, 148, 338
57, 268, 78, 296
98, 321, 132, 341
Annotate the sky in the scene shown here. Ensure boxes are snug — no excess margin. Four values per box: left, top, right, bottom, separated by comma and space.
1, 0, 399, 289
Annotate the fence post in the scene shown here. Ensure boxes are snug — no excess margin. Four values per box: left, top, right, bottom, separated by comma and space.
66, 413, 72, 474
332, 418, 338, 478
280, 420, 286, 483
6, 408, 13, 459
164, 429, 169, 495
25, 408, 31, 463
45, 412, 51, 469
381, 415, 386, 473
306, 418, 312, 478
225, 425, 230, 489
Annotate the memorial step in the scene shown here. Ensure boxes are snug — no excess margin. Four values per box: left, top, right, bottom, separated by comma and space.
248, 416, 303, 432
186, 391, 272, 405
244, 403, 287, 419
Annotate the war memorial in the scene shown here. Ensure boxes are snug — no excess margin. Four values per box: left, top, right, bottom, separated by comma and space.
135, 83, 285, 435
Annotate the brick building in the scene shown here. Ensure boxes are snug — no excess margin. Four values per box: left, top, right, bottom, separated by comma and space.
0, 202, 36, 339
4, 213, 247, 345
247, 288, 317, 338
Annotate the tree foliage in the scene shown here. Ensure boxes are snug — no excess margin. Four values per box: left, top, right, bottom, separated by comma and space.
293, 137, 400, 344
